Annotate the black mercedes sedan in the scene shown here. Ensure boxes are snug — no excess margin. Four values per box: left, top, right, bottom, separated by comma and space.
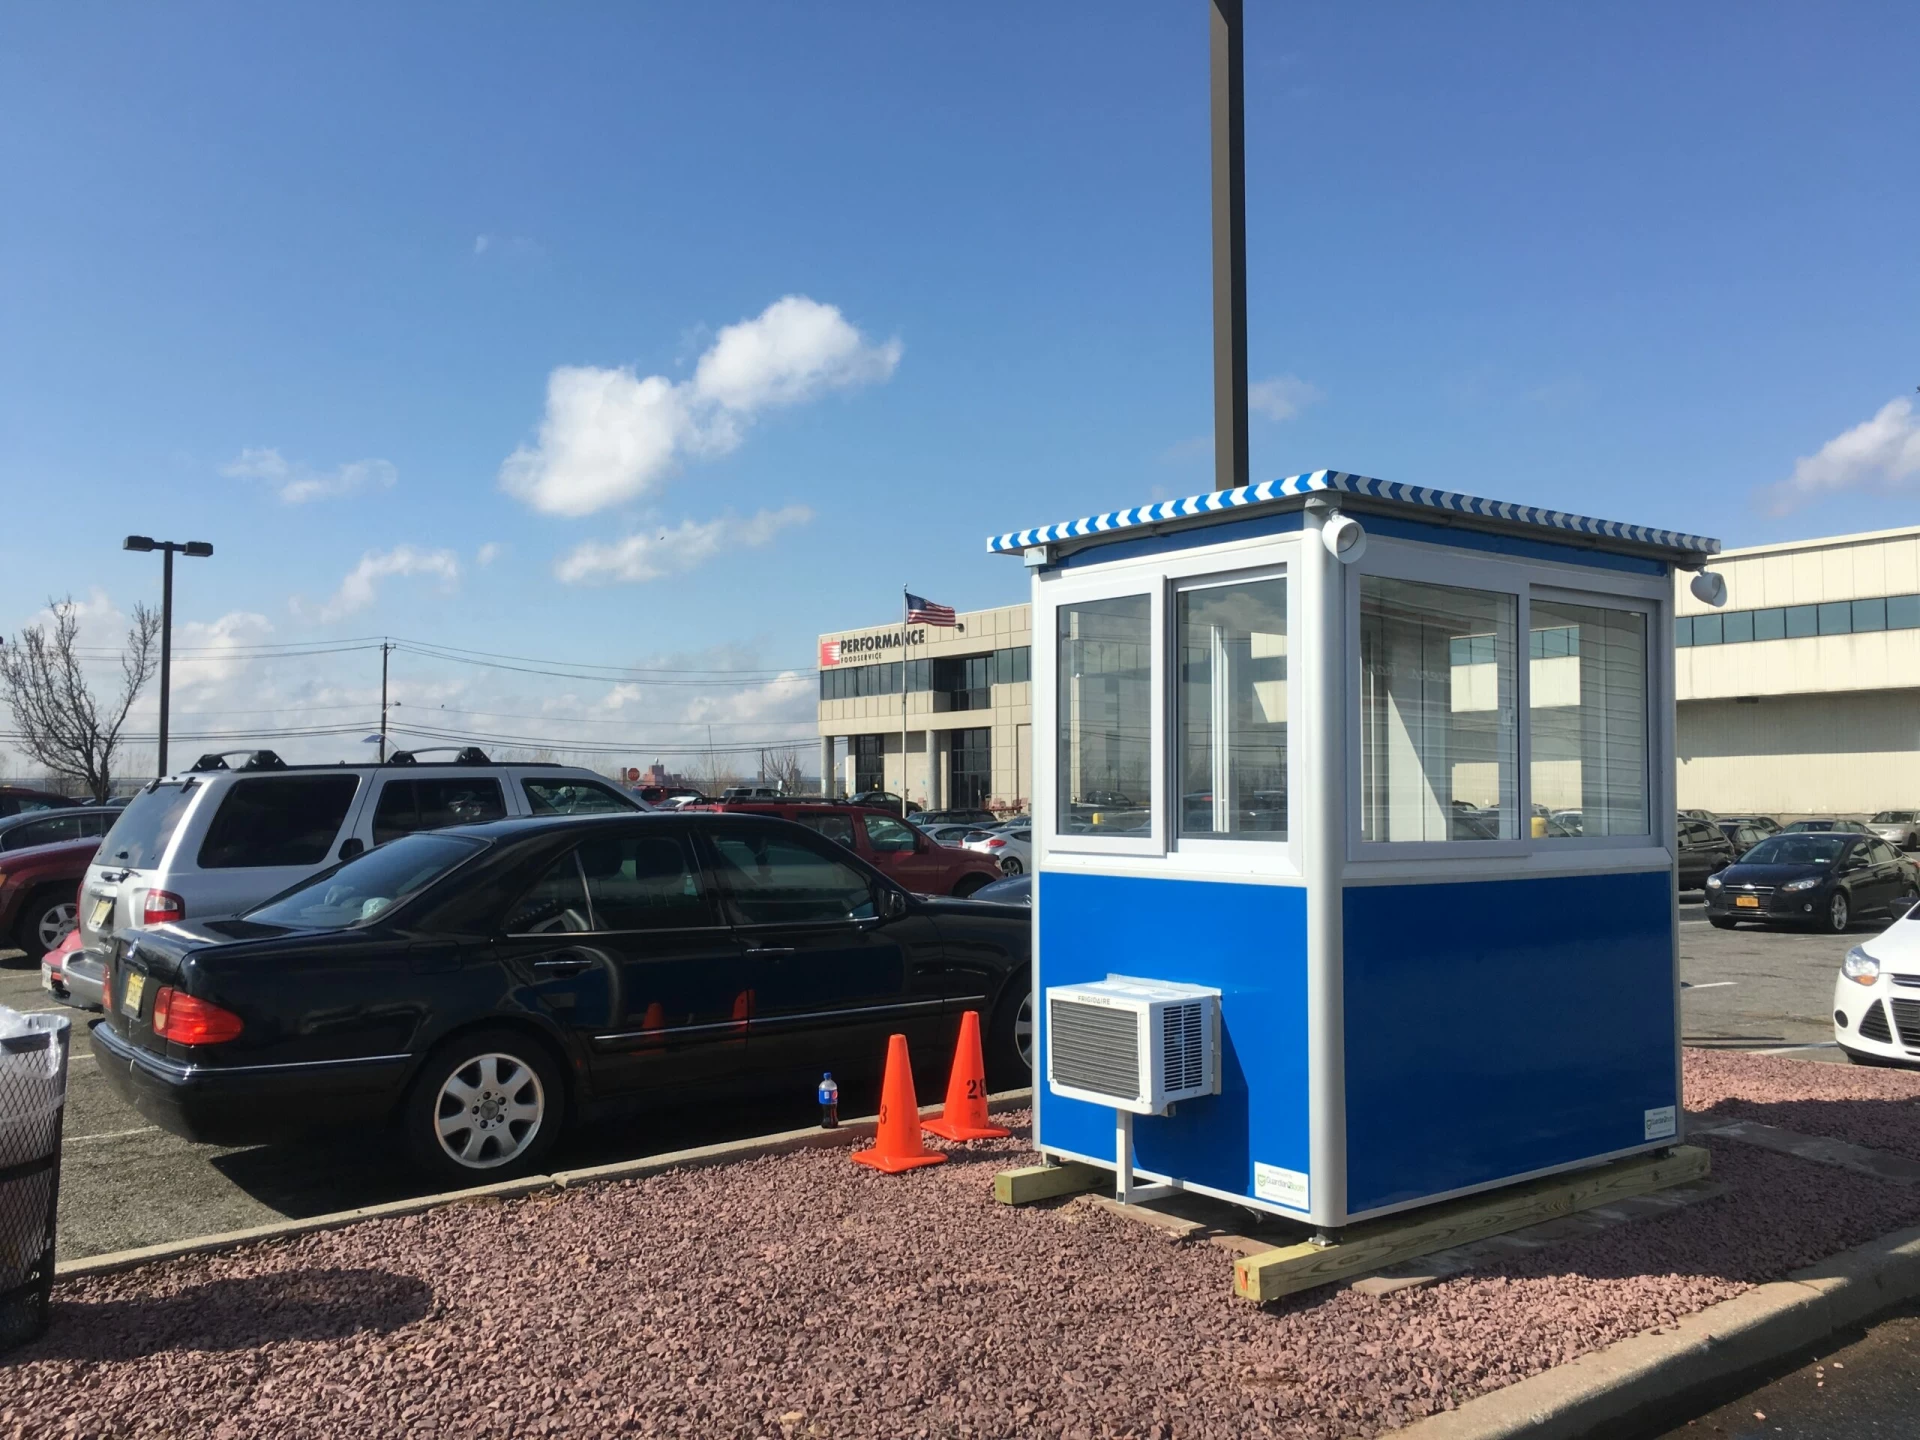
91, 812, 1031, 1182
1704, 831, 1920, 933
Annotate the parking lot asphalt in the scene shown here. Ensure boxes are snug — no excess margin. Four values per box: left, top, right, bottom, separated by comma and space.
0, 897, 1886, 1261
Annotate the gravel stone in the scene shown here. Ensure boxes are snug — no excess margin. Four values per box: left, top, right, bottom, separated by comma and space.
8, 1058, 1920, 1439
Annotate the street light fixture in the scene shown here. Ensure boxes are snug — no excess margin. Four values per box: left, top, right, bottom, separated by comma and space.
123, 535, 214, 777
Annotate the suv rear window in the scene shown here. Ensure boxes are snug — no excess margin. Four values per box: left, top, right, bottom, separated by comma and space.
373, 778, 507, 845
198, 775, 361, 869
523, 778, 637, 815
794, 813, 856, 848
100, 783, 198, 868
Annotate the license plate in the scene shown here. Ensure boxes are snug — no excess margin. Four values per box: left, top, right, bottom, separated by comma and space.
1735, 895, 1760, 908
40, 961, 56, 993
89, 896, 114, 929
122, 971, 146, 1017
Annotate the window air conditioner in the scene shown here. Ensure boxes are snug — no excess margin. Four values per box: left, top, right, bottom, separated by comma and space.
1045, 976, 1221, 1116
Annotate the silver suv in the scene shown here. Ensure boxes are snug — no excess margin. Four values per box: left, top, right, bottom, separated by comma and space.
69, 749, 638, 1007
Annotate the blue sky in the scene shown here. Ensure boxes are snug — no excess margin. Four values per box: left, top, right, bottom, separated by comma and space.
3, 4, 1917, 772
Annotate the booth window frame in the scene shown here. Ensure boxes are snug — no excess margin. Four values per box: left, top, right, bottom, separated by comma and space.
1342, 536, 1670, 868
1034, 534, 1306, 879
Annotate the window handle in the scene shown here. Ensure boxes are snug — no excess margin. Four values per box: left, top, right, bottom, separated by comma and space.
744, 946, 796, 959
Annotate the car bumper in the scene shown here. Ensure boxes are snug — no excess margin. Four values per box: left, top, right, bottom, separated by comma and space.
90, 1020, 411, 1145
1705, 888, 1828, 922
57, 950, 105, 1012
1833, 972, 1920, 1067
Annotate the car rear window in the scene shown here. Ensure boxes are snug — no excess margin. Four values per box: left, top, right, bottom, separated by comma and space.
198, 775, 361, 869
245, 832, 484, 930
523, 778, 638, 815
99, 782, 198, 868
794, 813, 856, 848
373, 777, 507, 844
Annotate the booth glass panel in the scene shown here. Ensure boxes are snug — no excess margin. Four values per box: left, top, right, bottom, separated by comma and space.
1057, 595, 1154, 836
1528, 601, 1649, 839
1176, 577, 1288, 841
1359, 578, 1517, 843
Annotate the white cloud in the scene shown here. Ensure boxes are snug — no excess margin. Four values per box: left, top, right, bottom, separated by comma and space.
171, 612, 275, 690
1247, 374, 1322, 422
474, 235, 491, 255
498, 295, 900, 517
476, 542, 503, 567
224, 448, 398, 505
554, 506, 813, 585
1762, 398, 1920, 515
313, 546, 461, 620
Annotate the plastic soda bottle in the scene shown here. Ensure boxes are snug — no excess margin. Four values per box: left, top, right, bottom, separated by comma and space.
817, 1072, 840, 1129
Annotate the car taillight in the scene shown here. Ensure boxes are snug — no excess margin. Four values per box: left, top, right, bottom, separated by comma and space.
151, 987, 243, 1045
985, 838, 1006, 848
143, 890, 185, 925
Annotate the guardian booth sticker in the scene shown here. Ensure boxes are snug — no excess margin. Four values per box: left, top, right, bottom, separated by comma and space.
1644, 1105, 1677, 1141
1253, 1162, 1309, 1211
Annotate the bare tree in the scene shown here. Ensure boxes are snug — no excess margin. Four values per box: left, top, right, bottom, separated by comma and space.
761, 745, 807, 795
0, 597, 162, 800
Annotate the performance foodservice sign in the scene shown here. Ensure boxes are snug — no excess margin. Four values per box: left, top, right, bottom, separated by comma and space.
818, 627, 927, 667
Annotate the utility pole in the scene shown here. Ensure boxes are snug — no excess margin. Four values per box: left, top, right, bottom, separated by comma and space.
123, 535, 214, 776
1210, 0, 1250, 492
378, 641, 392, 761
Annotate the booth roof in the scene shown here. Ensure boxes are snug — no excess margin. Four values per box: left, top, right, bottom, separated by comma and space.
987, 469, 1721, 562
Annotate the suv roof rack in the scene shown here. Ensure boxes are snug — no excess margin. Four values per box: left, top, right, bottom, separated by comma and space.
386, 745, 492, 767
190, 749, 288, 773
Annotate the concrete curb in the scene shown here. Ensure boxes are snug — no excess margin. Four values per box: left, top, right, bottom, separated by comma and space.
56, 1087, 1033, 1282
1383, 1221, 1920, 1439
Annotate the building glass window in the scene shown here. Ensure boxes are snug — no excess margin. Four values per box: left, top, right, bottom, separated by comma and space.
1057, 595, 1153, 836
1853, 598, 1887, 632
947, 727, 992, 811
993, 646, 1031, 685
1752, 608, 1786, 641
1675, 616, 1693, 648
932, 654, 991, 711
1359, 577, 1517, 844
853, 735, 885, 793
1528, 601, 1648, 839
1890, 595, 1920, 630
1785, 605, 1818, 638
1692, 613, 1722, 646
1176, 577, 1287, 841
1818, 601, 1851, 636
1721, 610, 1754, 644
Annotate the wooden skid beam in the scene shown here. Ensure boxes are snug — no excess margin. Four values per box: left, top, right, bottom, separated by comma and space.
994, 1161, 1107, 1206
1233, 1145, 1711, 1303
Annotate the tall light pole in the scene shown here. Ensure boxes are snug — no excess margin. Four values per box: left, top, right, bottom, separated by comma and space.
123, 536, 213, 777
1211, 0, 1249, 492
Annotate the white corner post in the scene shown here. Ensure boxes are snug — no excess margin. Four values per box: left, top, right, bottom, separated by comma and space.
1302, 502, 1348, 1229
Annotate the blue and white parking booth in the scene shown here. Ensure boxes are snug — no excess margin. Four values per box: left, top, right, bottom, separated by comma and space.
991, 471, 1724, 1229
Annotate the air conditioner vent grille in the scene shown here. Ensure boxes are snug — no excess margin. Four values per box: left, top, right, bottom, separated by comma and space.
1163, 1000, 1206, 1092
1049, 998, 1141, 1102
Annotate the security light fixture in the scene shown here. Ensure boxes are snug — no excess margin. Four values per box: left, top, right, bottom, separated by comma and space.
1689, 571, 1728, 608
1321, 512, 1368, 565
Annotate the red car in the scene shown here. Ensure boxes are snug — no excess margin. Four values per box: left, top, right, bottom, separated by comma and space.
696, 801, 1002, 897
0, 835, 98, 955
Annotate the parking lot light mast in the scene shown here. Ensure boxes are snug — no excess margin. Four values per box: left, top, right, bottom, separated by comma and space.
123, 535, 213, 778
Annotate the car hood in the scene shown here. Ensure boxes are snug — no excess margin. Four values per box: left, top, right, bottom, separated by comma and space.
0, 837, 102, 870
1719, 862, 1835, 886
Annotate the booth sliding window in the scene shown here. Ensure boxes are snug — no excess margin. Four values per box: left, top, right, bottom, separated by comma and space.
1057, 596, 1153, 836
1529, 600, 1648, 838
1360, 578, 1518, 842
1176, 576, 1287, 840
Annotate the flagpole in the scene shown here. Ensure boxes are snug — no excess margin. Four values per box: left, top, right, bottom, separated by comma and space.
901, 585, 911, 812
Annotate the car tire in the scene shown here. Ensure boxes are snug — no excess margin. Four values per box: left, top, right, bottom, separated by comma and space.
12, 888, 75, 959
951, 874, 990, 899
999, 856, 1025, 876
1708, 917, 1738, 930
1827, 891, 1851, 933
986, 969, 1032, 1088
403, 1028, 565, 1184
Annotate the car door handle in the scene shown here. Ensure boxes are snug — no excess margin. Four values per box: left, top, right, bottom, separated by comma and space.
744, 946, 796, 959
532, 952, 594, 974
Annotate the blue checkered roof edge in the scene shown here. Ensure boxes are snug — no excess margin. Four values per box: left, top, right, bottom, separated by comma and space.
986, 470, 1720, 559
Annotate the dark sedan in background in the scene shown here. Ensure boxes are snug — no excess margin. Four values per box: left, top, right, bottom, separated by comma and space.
1706, 832, 1920, 932
91, 812, 1031, 1182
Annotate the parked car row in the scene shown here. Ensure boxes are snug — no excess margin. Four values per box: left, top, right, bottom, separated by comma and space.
1707, 831, 1920, 933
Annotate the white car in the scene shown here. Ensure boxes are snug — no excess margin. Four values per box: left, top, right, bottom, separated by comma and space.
965, 825, 1032, 875
1870, 811, 1920, 850
1834, 909, 1920, 1065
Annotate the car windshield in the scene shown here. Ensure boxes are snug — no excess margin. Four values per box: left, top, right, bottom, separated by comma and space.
1742, 835, 1849, 866
98, 781, 197, 868
1874, 812, 1913, 823
245, 833, 484, 930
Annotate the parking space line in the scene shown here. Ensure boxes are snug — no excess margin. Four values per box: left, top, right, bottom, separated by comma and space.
64, 1125, 160, 1146
1682, 981, 1739, 990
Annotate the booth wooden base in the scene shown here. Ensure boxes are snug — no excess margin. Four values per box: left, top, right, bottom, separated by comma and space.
1232, 1144, 1712, 1302
993, 1161, 1108, 1206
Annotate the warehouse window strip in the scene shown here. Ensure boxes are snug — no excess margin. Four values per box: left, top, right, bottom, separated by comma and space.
1677, 594, 1920, 648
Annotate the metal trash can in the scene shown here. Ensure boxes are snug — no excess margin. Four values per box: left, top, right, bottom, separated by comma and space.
0, 1009, 70, 1353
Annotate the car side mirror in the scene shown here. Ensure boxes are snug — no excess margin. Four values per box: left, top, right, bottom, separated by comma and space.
878, 887, 908, 920
339, 837, 366, 861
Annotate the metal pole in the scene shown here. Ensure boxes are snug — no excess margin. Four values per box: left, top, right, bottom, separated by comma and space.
158, 545, 174, 777
378, 642, 390, 761
901, 588, 910, 808
1210, 0, 1249, 492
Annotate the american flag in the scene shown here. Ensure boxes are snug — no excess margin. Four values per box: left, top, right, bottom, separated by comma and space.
905, 592, 957, 627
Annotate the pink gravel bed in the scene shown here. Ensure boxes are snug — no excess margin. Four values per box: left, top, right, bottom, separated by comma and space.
1685, 1047, 1920, 1159
7, 1063, 1920, 1440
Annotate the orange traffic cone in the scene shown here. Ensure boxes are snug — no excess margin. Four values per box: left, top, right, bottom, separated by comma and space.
851, 1033, 947, 1173
923, 1010, 1010, 1142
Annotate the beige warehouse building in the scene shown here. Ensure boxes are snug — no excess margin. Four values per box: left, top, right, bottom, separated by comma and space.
1676, 524, 1920, 815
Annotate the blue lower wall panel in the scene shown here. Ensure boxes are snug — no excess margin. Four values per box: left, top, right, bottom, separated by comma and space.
1342, 870, 1677, 1215
1036, 871, 1310, 1206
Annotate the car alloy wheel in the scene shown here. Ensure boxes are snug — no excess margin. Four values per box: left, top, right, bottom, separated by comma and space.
33, 899, 77, 953
1829, 891, 1851, 933
434, 1051, 547, 1170
1014, 990, 1033, 1070
999, 855, 1025, 875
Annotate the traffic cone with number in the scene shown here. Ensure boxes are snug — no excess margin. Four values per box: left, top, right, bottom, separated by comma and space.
923, 1010, 1010, 1142
851, 1033, 947, 1173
